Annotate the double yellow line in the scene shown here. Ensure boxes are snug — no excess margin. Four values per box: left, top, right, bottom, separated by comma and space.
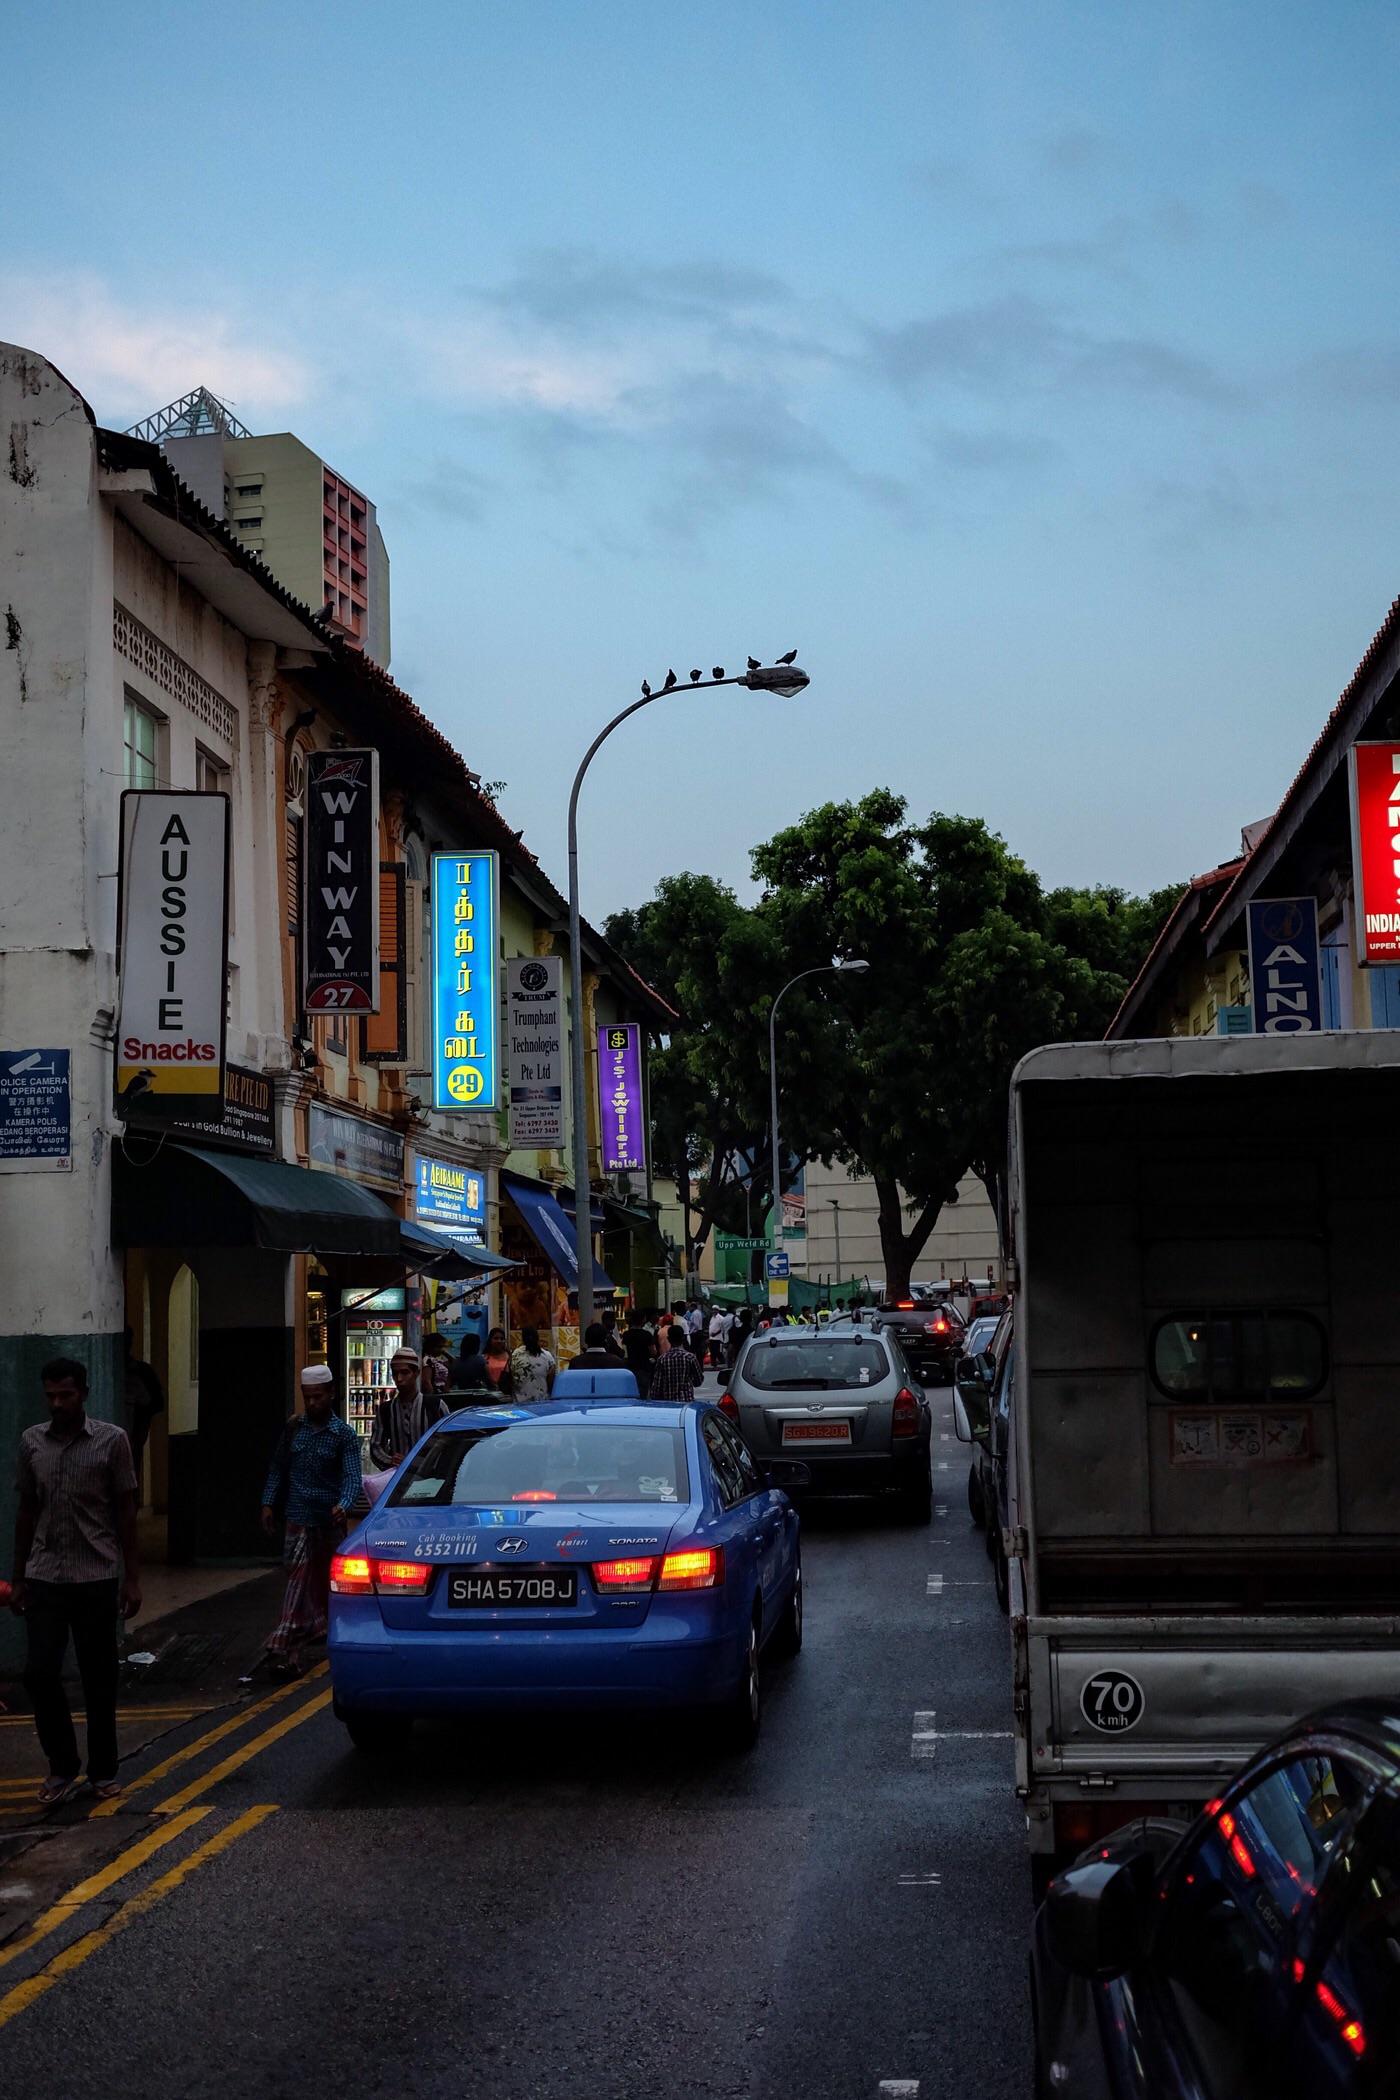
0, 1666, 333, 2029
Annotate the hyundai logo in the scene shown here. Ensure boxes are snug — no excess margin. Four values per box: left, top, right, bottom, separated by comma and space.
496, 1537, 528, 1555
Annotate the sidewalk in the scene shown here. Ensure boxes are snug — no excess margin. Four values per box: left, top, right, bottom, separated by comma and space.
0, 1563, 290, 1826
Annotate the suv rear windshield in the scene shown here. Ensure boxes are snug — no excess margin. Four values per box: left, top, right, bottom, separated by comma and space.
388, 1423, 689, 1507
741, 1338, 891, 1390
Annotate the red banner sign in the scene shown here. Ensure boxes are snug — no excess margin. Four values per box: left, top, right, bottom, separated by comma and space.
1349, 742, 1400, 965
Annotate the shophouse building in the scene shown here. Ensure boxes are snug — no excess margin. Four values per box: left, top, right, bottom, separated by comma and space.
0, 343, 664, 1637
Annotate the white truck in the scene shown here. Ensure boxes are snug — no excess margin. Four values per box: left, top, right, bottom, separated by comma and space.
1003, 1030, 1400, 1889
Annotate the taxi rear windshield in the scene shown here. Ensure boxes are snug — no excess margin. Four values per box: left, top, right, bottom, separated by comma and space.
388, 1422, 689, 1507
741, 1338, 890, 1390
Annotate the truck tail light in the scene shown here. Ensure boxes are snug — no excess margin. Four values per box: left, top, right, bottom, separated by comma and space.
892, 1387, 921, 1437
374, 1559, 433, 1594
658, 1546, 724, 1590
330, 1554, 374, 1595
591, 1556, 658, 1591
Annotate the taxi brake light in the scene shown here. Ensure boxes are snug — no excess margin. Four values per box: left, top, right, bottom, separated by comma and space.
591, 1556, 658, 1591
373, 1559, 433, 1594
892, 1386, 921, 1437
330, 1554, 374, 1595
1316, 1979, 1366, 2056
512, 1491, 557, 1501
658, 1546, 724, 1590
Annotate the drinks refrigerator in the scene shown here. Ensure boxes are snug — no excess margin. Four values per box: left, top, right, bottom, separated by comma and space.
342, 1285, 406, 1463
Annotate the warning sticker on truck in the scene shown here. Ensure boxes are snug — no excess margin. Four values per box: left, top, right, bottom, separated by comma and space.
1169, 1409, 1312, 1466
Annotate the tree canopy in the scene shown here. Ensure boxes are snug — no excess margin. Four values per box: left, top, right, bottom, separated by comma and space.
606, 797, 1181, 1296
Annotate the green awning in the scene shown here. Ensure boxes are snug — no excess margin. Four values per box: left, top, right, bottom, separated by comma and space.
111, 1141, 402, 1256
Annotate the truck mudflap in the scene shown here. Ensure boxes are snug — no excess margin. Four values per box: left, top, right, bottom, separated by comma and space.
1023, 1614, 1400, 1786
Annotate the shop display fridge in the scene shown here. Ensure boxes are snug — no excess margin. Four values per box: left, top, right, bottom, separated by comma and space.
342, 1285, 405, 1463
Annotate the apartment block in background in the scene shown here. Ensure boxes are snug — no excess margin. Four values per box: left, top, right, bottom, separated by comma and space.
133, 388, 392, 668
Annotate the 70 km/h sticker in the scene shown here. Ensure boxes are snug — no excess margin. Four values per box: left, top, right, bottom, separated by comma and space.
1080, 1668, 1146, 1734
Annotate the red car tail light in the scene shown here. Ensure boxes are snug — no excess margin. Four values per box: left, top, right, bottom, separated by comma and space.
330, 1554, 374, 1595
717, 1391, 739, 1422
657, 1546, 724, 1590
374, 1559, 433, 1595
591, 1556, 658, 1591
892, 1386, 921, 1437
926, 1318, 949, 1334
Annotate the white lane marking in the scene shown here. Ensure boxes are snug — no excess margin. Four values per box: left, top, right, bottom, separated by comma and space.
897, 1872, 941, 1885
927, 1573, 944, 1594
911, 1709, 938, 1758
939, 1432, 950, 1440
934, 1503, 948, 1514
936, 1461, 948, 1470
879, 2083, 920, 2096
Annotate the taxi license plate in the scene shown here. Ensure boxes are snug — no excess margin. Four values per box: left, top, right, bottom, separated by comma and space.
447, 1570, 578, 1607
782, 1421, 852, 1445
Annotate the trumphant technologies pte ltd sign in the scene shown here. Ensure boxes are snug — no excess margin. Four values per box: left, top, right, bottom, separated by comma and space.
116, 791, 229, 1113
507, 956, 565, 1148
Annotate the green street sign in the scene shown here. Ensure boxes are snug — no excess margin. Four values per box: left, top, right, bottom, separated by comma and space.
715, 1233, 767, 1250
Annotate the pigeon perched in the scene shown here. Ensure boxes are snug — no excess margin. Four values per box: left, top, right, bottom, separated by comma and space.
747, 656, 761, 670
777, 648, 798, 665
690, 669, 702, 682
641, 680, 651, 697
664, 669, 678, 689
712, 667, 725, 680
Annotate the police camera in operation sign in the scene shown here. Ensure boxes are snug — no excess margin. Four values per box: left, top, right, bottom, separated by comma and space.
0, 1050, 72, 1172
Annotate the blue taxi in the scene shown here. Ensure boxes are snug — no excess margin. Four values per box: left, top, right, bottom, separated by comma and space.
328, 1399, 804, 1753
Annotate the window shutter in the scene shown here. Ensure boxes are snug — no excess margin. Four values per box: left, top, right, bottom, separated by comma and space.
361, 862, 407, 1061
285, 813, 301, 932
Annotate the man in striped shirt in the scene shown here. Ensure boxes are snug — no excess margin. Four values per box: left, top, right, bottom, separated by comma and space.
11, 1356, 141, 1806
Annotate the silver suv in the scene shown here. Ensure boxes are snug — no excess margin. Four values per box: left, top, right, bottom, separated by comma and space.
727, 1323, 933, 1523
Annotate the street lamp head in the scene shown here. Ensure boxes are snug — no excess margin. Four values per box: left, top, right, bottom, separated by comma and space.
743, 663, 810, 697
834, 958, 870, 974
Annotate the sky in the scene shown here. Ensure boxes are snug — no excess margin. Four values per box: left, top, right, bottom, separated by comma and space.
6, 1, 1400, 924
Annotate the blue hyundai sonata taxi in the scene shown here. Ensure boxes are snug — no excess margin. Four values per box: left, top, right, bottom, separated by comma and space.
328, 1400, 803, 1753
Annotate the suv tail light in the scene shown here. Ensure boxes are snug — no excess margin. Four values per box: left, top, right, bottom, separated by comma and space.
925, 1318, 950, 1334
330, 1553, 374, 1595
717, 1391, 739, 1422
892, 1386, 921, 1437
591, 1556, 658, 1591
658, 1546, 724, 1590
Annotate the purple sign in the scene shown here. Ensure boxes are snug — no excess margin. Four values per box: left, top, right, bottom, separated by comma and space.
597, 1023, 645, 1174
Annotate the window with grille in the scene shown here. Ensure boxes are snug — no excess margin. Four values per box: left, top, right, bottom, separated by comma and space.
361, 863, 407, 1062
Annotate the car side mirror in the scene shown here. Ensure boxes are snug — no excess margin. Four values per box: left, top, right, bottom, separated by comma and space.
954, 1358, 992, 1443
1043, 1859, 1147, 1980
762, 1459, 812, 1489
951, 1389, 973, 1442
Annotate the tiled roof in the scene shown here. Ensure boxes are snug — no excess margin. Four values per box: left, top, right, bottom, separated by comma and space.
1105, 857, 1242, 1039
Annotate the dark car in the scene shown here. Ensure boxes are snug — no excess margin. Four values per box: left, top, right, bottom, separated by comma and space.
954, 1308, 1014, 1610
726, 1323, 933, 1523
869, 1300, 967, 1385
1032, 1699, 1400, 2099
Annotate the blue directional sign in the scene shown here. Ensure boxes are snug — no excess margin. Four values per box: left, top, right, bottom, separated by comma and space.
766, 1249, 791, 1279
1246, 898, 1324, 1035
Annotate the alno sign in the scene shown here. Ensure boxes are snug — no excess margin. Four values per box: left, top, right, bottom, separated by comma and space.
303, 749, 380, 1012
116, 791, 229, 1112
1245, 898, 1323, 1034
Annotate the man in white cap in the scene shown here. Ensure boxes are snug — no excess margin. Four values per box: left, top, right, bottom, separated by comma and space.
259, 1365, 361, 1680
369, 1346, 448, 1472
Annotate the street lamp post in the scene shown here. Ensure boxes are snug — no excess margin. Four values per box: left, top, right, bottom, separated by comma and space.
568, 657, 811, 1332
766, 960, 869, 1286
828, 1198, 842, 1288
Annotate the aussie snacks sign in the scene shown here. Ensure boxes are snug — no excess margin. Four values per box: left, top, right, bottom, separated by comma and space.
303, 749, 379, 1012
1349, 741, 1400, 966
116, 792, 229, 1108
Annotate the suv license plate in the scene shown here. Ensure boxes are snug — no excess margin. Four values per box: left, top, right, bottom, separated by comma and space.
447, 1569, 578, 1607
782, 1421, 852, 1445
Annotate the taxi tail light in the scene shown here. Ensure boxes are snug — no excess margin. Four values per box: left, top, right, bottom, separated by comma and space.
658, 1546, 725, 1591
373, 1559, 433, 1595
892, 1387, 921, 1437
591, 1556, 658, 1592
330, 1554, 374, 1595
1315, 1979, 1366, 2057
717, 1392, 739, 1422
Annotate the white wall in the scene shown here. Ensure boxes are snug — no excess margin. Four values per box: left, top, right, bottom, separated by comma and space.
795, 1162, 1002, 1286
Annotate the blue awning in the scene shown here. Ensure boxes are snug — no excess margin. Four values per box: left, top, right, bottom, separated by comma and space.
400, 1220, 521, 1277
501, 1172, 615, 1293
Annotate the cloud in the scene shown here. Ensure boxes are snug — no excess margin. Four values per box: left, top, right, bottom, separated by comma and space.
0, 273, 309, 423
868, 293, 1232, 405
1039, 125, 1120, 176
1304, 345, 1400, 402
928, 427, 1057, 473
394, 455, 494, 523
